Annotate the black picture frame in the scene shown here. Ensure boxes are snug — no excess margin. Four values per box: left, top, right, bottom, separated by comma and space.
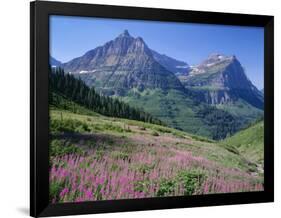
30, 1, 274, 217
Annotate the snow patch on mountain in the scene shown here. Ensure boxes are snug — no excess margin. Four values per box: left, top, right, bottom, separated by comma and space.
77, 69, 97, 74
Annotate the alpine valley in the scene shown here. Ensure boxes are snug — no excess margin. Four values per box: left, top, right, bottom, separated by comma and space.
51, 30, 264, 140
48, 27, 265, 203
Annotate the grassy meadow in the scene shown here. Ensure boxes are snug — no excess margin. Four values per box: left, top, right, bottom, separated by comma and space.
49, 95, 264, 203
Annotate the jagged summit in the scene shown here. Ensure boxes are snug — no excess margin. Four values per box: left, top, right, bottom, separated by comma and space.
118, 29, 131, 38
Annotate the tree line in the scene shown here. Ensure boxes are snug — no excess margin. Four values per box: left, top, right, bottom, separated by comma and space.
49, 67, 164, 125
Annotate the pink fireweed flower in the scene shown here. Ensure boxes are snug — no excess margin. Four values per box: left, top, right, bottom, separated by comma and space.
59, 187, 69, 199
75, 196, 84, 202
49, 141, 264, 204
84, 188, 93, 200
203, 180, 210, 194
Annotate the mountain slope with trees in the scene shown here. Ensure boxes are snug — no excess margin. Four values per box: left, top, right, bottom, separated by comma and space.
50, 67, 164, 125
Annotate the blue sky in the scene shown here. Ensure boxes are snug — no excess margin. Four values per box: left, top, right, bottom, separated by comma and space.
50, 15, 264, 89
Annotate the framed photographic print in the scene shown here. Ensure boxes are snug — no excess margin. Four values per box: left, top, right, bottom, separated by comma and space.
30, 1, 274, 217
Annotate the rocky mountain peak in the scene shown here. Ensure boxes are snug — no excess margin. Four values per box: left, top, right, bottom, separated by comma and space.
118, 29, 131, 38
188, 53, 251, 88
179, 54, 263, 109
62, 30, 184, 93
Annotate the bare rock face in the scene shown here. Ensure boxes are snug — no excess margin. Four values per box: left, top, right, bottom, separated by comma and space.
63, 30, 184, 95
179, 54, 264, 109
204, 90, 233, 104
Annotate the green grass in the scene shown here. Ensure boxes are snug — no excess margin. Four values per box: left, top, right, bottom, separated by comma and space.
50, 139, 84, 157
50, 107, 260, 173
50, 92, 99, 117
49, 93, 262, 173
50, 117, 91, 134
155, 170, 206, 197
50, 109, 134, 136
222, 121, 264, 164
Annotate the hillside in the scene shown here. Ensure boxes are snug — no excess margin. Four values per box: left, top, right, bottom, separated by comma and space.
122, 88, 240, 139
49, 94, 263, 203
222, 121, 264, 165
